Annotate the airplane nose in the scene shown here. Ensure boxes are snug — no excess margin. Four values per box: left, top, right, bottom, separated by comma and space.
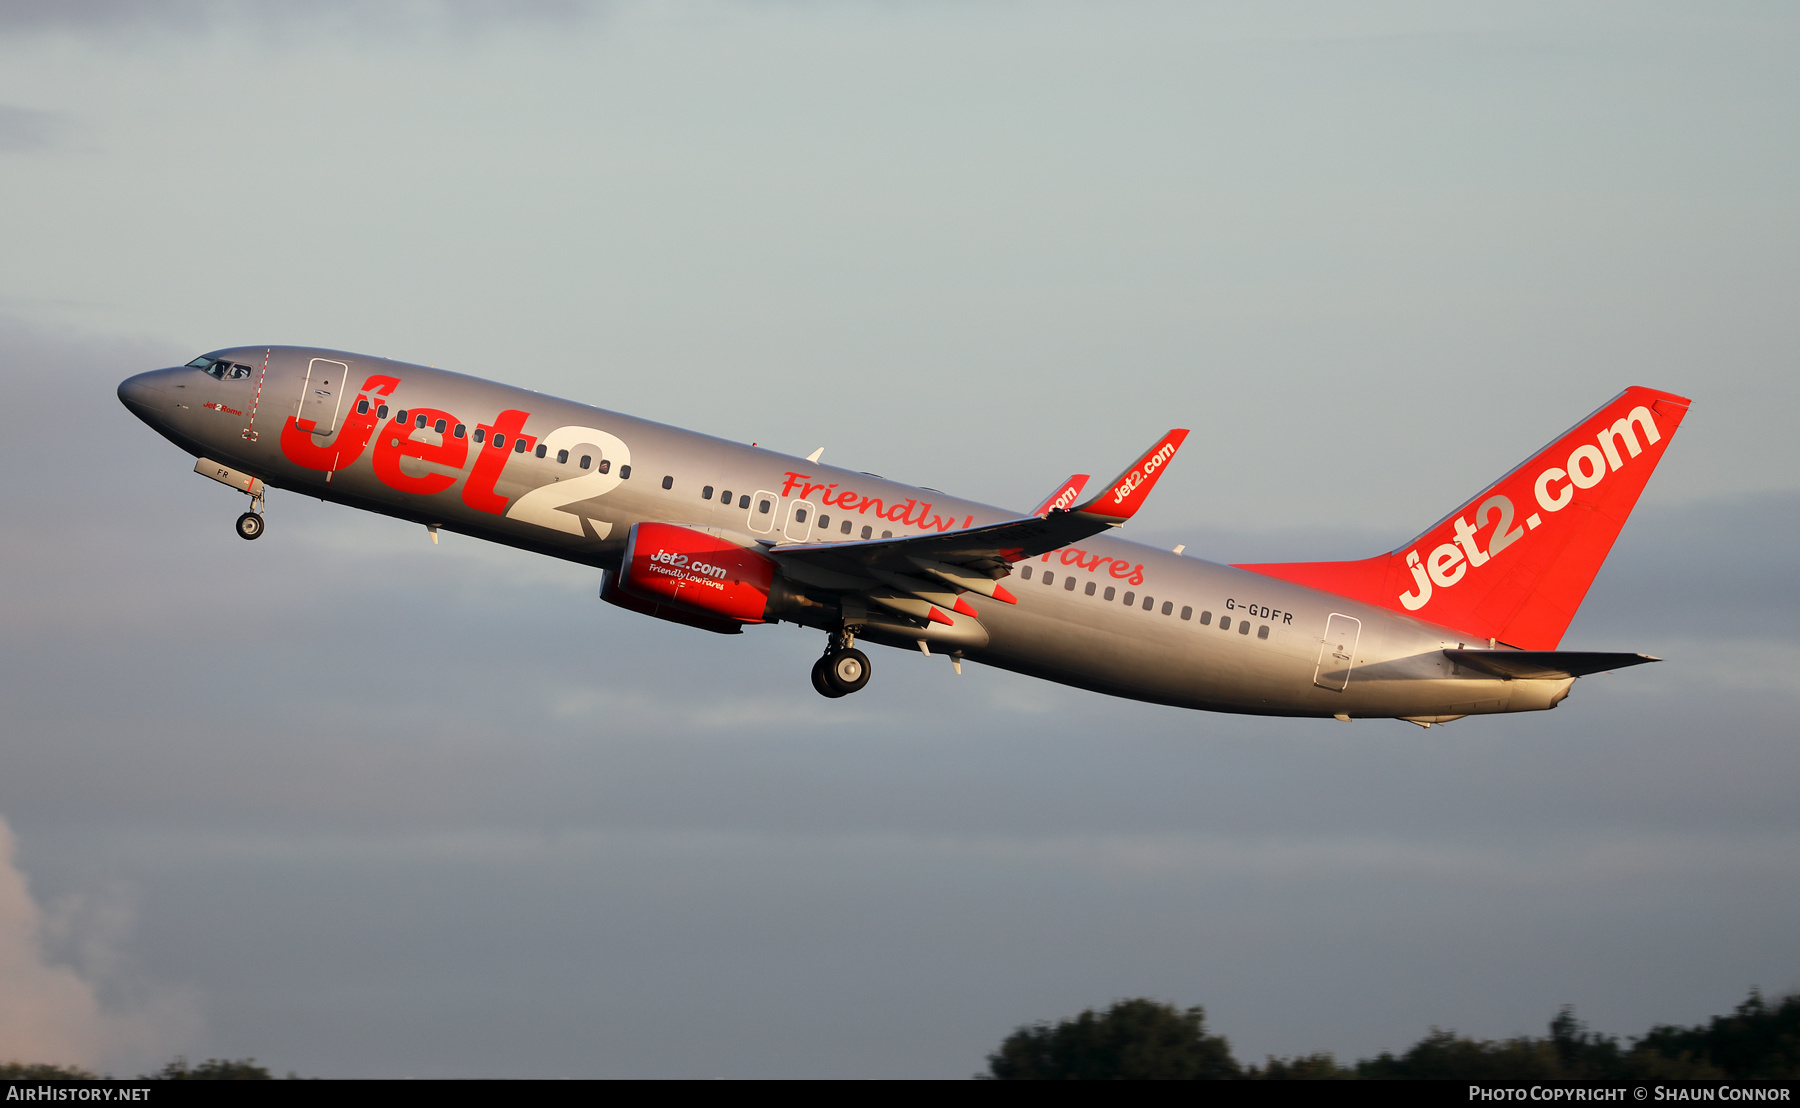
117, 370, 167, 417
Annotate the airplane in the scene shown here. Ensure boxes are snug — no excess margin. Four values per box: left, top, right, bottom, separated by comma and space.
117, 347, 1688, 724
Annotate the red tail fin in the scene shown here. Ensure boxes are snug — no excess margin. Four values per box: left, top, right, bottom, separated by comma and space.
1235, 388, 1691, 649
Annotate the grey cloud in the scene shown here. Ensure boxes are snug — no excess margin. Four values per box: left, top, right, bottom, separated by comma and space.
6, 319, 1797, 1074
0, 105, 63, 152
0, 0, 601, 37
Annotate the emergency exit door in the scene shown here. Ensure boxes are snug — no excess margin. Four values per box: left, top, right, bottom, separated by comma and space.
1313, 614, 1362, 691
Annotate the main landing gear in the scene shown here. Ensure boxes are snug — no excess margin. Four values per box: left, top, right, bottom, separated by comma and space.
811, 626, 871, 698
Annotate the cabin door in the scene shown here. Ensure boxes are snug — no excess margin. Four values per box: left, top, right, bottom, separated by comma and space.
295, 357, 349, 436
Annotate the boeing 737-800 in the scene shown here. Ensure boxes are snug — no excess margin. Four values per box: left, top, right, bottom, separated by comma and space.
117, 348, 1688, 724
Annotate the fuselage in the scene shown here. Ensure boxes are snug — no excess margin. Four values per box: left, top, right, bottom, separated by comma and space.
118, 345, 1575, 721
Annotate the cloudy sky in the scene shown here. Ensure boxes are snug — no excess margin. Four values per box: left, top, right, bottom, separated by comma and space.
1, 0, 1796, 1078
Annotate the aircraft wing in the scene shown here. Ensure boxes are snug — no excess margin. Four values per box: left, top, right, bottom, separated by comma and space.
767, 430, 1187, 626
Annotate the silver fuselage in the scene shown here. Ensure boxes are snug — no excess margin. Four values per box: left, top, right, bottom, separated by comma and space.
119, 346, 1575, 720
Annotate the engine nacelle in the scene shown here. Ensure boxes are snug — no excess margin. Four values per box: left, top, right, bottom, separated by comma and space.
614, 522, 777, 625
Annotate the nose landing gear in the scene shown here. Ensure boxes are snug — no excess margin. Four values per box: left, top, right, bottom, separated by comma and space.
234, 485, 267, 540
194, 458, 268, 541
811, 626, 872, 698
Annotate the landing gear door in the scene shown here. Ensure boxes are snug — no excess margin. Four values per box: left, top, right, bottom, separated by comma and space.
1313, 613, 1362, 691
296, 358, 348, 436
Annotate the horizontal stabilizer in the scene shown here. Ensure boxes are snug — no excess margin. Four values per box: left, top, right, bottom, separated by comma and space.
1444, 649, 1659, 680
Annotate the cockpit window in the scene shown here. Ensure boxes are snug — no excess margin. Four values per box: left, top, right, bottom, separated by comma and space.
191, 356, 253, 380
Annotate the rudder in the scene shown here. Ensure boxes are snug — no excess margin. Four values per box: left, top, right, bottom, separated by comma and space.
1236, 387, 1691, 649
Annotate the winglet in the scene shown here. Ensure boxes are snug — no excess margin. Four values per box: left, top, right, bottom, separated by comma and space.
1069, 430, 1189, 523
1031, 474, 1090, 517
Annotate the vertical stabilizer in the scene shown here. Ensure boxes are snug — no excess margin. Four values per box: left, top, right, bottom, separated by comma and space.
1235, 387, 1691, 649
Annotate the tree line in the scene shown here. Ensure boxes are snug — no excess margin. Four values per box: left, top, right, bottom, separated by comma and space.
0, 1057, 278, 1080
984, 990, 1800, 1080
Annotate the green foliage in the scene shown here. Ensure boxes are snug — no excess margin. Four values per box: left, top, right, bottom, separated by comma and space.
984, 998, 1241, 1080
1634, 990, 1800, 1079
142, 1056, 273, 1080
1246, 1052, 1356, 1079
989, 990, 1799, 1081
0, 1062, 99, 1079
1353, 1006, 1629, 1080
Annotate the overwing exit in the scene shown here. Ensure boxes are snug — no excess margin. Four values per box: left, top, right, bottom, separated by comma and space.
119, 349, 1687, 725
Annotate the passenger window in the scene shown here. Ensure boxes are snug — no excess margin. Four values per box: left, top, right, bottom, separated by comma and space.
1240, 621, 1251, 635
1042, 572, 1054, 586
758, 499, 770, 514
1085, 582, 1096, 596
738, 495, 749, 509
1258, 625, 1270, 639
795, 509, 807, 523
580, 456, 590, 469
1104, 587, 1115, 601
841, 520, 851, 534
597, 459, 611, 474
1064, 577, 1076, 591
417, 414, 429, 430
534, 444, 546, 458
515, 439, 529, 454
435, 419, 447, 433
702, 486, 713, 500
1123, 591, 1135, 606
557, 449, 569, 464
1143, 596, 1154, 611
378, 405, 389, 419
1200, 611, 1212, 625
1020, 566, 1033, 580
356, 399, 369, 414
620, 465, 632, 479
454, 424, 466, 438
492, 434, 506, 449
662, 476, 674, 490
1180, 606, 1192, 620
818, 514, 830, 528
719, 489, 731, 503
472, 428, 484, 443
1219, 617, 1231, 631
881, 530, 892, 539
861, 525, 872, 539
1161, 601, 1172, 615
396, 410, 408, 424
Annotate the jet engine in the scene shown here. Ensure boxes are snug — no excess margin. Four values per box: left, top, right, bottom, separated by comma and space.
608, 522, 778, 629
